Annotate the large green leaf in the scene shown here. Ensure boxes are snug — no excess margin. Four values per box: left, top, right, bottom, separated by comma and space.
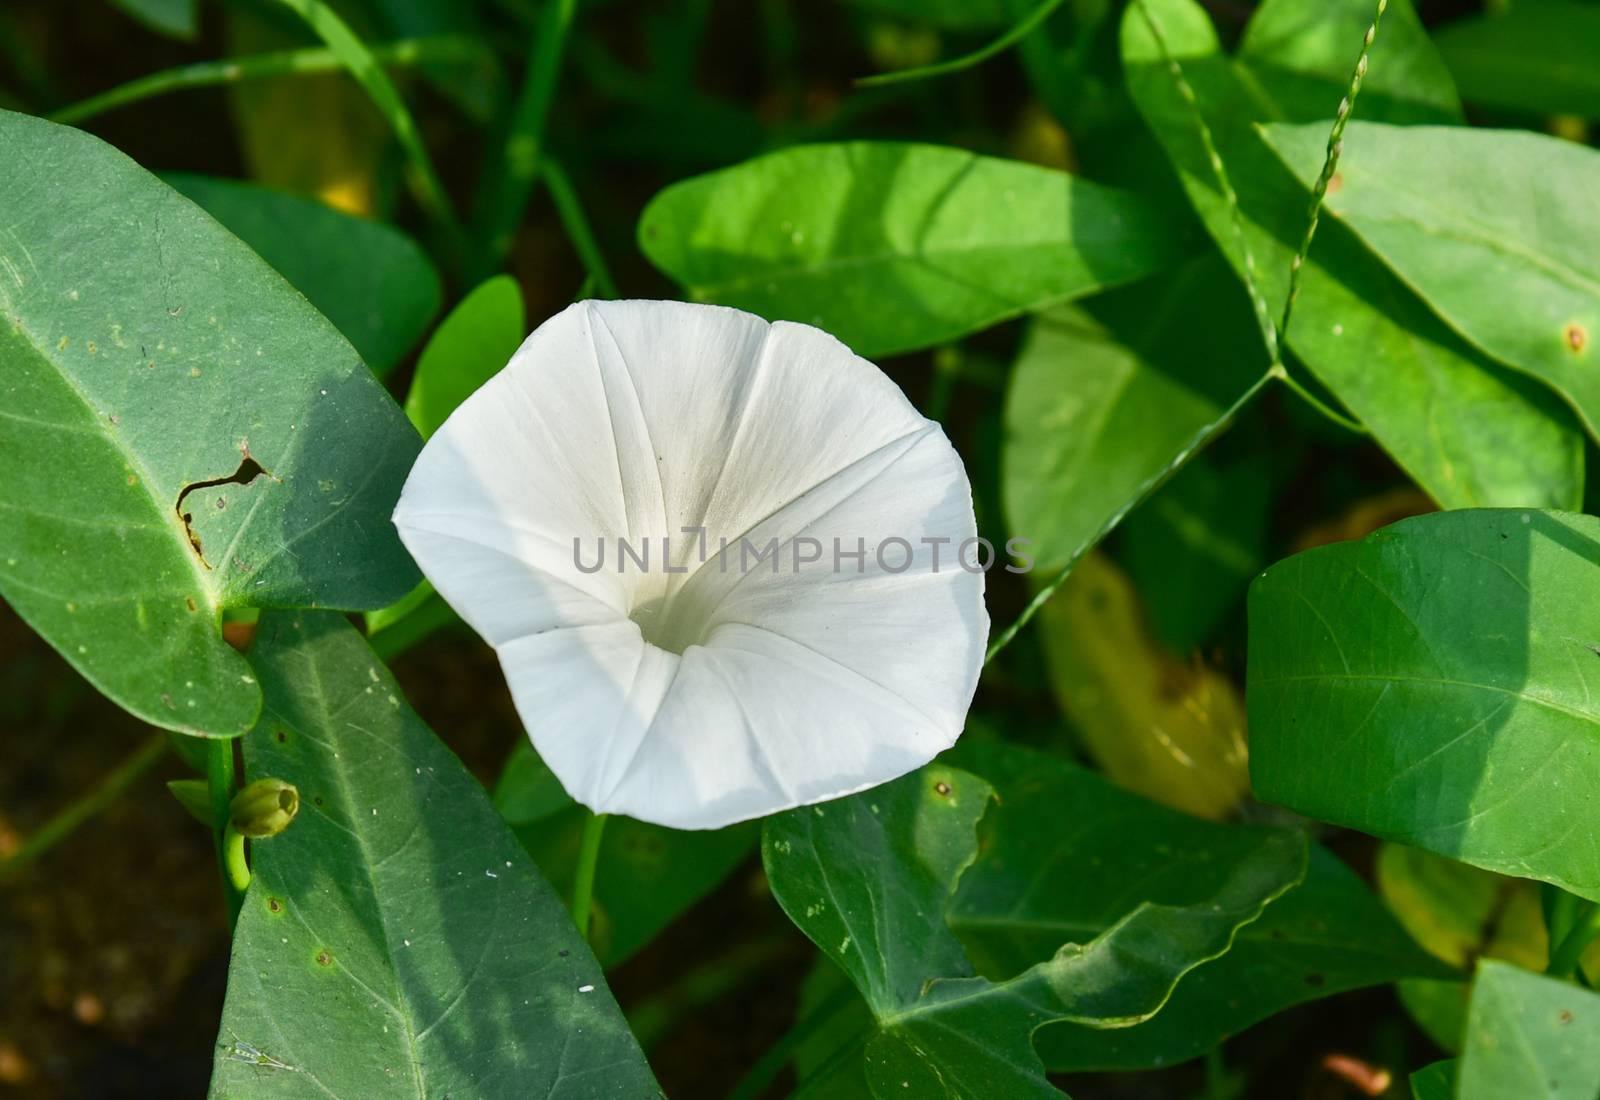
212, 612, 662, 1098
638, 141, 1187, 358
1264, 120, 1600, 439
1457, 960, 1600, 1100
763, 760, 1306, 1096
493, 741, 756, 967
0, 111, 420, 737
167, 174, 442, 378
1248, 509, 1600, 901
1121, 0, 1584, 512
945, 740, 1442, 1070
1001, 252, 1266, 577
1436, 2, 1600, 120
1236, 0, 1462, 125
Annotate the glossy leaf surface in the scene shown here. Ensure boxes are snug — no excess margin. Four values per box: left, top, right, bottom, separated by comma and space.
212, 612, 661, 1098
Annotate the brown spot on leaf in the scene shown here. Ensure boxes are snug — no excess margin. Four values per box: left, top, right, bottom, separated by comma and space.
314, 950, 333, 967
1566, 323, 1587, 352
934, 781, 952, 797
1326, 172, 1343, 196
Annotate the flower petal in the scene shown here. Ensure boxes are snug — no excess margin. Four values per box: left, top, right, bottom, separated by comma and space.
394, 300, 987, 829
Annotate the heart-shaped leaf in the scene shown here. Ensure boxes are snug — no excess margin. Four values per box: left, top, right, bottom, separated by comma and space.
212, 612, 661, 1098
638, 141, 1187, 358
0, 111, 421, 737
1248, 509, 1600, 900
763, 758, 1306, 1096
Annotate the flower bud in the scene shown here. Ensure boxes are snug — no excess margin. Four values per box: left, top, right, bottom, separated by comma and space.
229, 778, 299, 839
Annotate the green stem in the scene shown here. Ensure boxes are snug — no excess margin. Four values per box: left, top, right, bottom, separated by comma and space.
470, 0, 579, 277
271, 0, 463, 252
1548, 902, 1600, 979
1270, 362, 1365, 434
569, 810, 607, 941
0, 733, 167, 885
541, 158, 619, 299
984, 364, 1276, 665
207, 739, 245, 929
49, 37, 484, 127
1277, 0, 1390, 344
856, 0, 1071, 87
726, 982, 860, 1100
223, 824, 252, 893
1135, 0, 1279, 364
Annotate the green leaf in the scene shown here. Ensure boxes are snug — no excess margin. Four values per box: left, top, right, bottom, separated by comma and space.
638, 141, 1187, 358
1001, 252, 1266, 578
1436, 2, 1600, 120
494, 743, 756, 966
947, 740, 1441, 1071
1410, 1059, 1456, 1100
1120, 450, 1270, 652
212, 612, 662, 1098
1263, 119, 1600, 440
0, 111, 420, 737
166, 174, 442, 378
1236, 0, 1461, 125
1375, 839, 1599, 1053
110, 0, 197, 39
763, 760, 1306, 1096
403, 275, 525, 439
1458, 960, 1600, 1100
1248, 509, 1600, 901
1121, 0, 1584, 512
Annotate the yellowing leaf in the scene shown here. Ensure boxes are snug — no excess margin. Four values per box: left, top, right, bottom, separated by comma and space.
1039, 551, 1249, 819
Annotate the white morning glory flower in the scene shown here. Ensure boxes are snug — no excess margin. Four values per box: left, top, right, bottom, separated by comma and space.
392, 300, 987, 829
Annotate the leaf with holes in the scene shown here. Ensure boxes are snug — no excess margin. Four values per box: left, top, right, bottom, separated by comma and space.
211, 612, 662, 1099
0, 111, 420, 737
1121, 0, 1583, 512
763, 762, 1306, 1097
1248, 509, 1600, 901
638, 141, 1187, 358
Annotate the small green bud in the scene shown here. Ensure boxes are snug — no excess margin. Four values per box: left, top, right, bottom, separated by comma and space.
229, 778, 300, 839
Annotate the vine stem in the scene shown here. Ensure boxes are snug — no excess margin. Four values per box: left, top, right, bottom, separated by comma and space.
206, 739, 245, 929
1548, 902, 1600, 980
569, 811, 607, 941
1277, 0, 1389, 342
541, 159, 618, 299
984, 0, 1389, 664
48, 37, 483, 126
271, 0, 463, 254
984, 365, 1277, 665
470, 0, 579, 278
856, 0, 1071, 87
0, 733, 167, 885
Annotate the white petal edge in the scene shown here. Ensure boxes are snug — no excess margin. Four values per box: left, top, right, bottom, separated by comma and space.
393, 300, 987, 829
